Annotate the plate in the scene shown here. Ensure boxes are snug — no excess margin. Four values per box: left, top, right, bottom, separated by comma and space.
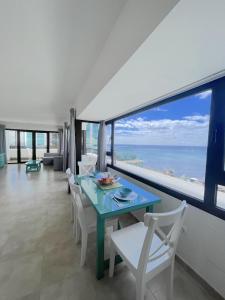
114, 191, 137, 201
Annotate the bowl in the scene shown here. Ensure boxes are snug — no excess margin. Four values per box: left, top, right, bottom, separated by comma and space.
119, 187, 132, 197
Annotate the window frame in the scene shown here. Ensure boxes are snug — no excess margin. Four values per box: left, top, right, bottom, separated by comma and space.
106, 76, 225, 221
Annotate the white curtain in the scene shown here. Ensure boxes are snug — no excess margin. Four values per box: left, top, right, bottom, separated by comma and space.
58, 128, 63, 155
63, 122, 68, 172
96, 121, 107, 172
68, 108, 76, 174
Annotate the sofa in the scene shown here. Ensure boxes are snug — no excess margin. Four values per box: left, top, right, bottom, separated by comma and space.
42, 153, 61, 165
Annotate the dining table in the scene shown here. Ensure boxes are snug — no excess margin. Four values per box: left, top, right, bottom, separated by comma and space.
75, 173, 160, 279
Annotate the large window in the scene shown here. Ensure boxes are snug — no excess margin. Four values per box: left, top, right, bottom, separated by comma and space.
114, 91, 211, 200
107, 76, 225, 220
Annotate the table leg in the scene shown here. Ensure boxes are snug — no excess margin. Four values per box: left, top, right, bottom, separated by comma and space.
96, 215, 105, 280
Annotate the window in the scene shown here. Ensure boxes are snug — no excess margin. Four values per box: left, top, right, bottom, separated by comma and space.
5, 129, 59, 163
20, 131, 33, 162
50, 132, 59, 153
36, 132, 47, 160
217, 185, 225, 210
82, 122, 99, 155
5, 130, 17, 163
113, 90, 212, 200
106, 124, 112, 164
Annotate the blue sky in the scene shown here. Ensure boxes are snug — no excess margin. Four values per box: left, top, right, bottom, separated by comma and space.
114, 90, 212, 146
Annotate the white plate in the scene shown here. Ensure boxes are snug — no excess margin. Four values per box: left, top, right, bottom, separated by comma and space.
114, 191, 137, 201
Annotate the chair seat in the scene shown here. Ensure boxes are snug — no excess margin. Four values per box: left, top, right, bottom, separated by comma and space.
111, 222, 170, 276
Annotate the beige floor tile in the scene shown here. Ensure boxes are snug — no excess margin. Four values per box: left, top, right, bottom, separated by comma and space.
0, 165, 222, 300
0, 253, 42, 300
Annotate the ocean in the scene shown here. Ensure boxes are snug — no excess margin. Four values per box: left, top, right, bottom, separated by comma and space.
114, 144, 207, 181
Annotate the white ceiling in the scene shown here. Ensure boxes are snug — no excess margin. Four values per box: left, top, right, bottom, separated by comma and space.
0, 0, 126, 126
79, 0, 225, 121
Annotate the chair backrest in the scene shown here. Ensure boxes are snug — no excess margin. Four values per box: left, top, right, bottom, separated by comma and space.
69, 181, 87, 231
66, 168, 72, 178
138, 201, 188, 276
78, 162, 95, 176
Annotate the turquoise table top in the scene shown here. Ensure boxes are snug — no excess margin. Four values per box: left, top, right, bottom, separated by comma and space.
76, 175, 160, 218
25, 160, 41, 165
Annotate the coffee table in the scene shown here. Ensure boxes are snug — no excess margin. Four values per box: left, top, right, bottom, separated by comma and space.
25, 160, 41, 172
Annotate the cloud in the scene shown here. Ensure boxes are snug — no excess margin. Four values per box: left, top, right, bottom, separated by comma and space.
196, 90, 212, 100
114, 114, 210, 146
183, 115, 209, 122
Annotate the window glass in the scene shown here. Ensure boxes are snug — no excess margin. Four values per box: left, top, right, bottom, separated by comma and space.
36, 132, 47, 160
20, 131, 33, 162
106, 124, 112, 164
83, 123, 99, 155
50, 132, 59, 153
6, 130, 17, 163
114, 90, 212, 200
217, 185, 225, 210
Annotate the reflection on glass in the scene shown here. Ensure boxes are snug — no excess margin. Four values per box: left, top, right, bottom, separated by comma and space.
6, 130, 17, 163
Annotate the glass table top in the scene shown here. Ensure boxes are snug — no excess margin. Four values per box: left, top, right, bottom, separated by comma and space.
76, 174, 160, 217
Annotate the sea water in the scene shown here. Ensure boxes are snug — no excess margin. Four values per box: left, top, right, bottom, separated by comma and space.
114, 144, 207, 182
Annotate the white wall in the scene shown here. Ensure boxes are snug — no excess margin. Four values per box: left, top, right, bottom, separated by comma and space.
109, 167, 225, 298
77, 0, 179, 117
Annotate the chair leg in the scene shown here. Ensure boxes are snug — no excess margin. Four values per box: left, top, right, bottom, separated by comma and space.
71, 202, 74, 223
75, 221, 81, 244
80, 232, 88, 267
168, 260, 175, 300
109, 245, 116, 277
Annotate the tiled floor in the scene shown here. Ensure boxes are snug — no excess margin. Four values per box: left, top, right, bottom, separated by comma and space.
0, 164, 222, 300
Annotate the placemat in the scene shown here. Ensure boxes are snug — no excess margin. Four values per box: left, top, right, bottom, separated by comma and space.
95, 181, 122, 190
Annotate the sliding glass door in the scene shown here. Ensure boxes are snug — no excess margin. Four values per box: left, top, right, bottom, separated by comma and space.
5, 130, 18, 163
36, 132, 47, 160
6, 129, 59, 163
20, 131, 33, 162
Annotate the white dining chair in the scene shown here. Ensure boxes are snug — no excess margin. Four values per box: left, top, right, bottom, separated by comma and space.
70, 182, 118, 267
68, 176, 91, 240
66, 168, 73, 194
109, 201, 188, 300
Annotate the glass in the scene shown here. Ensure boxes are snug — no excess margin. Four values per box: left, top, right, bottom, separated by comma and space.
5, 130, 18, 163
114, 90, 212, 200
36, 132, 47, 160
82, 122, 99, 155
20, 131, 33, 162
106, 124, 112, 164
216, 185, 225, 210
50, 132, 59, 153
